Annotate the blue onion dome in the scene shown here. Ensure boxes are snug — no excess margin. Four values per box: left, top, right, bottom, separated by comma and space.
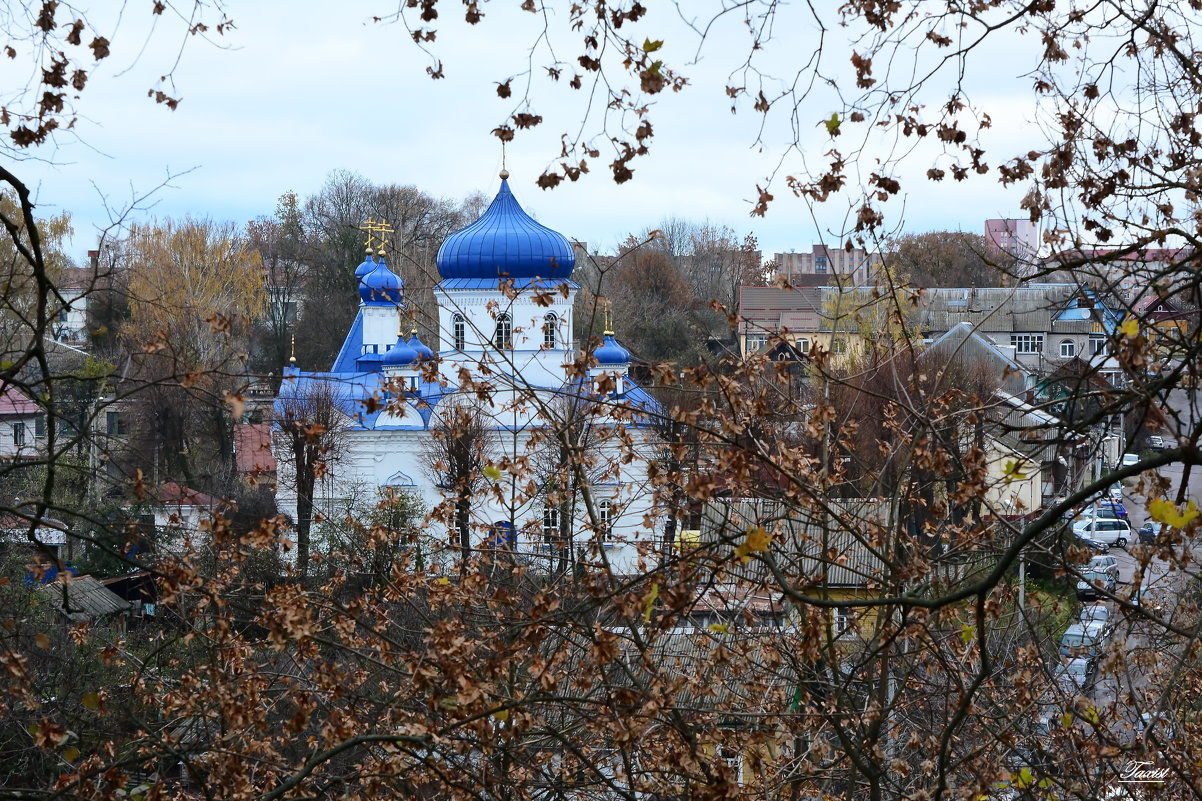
360, 258, 404, 305
409, 329, 435, 362
594, 333, 631, 366
436, 173, 576, 281
354, 250, 377, 280
383, 333, 418, 368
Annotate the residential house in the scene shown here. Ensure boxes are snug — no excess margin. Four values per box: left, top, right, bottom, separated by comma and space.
0, 385, 44, 459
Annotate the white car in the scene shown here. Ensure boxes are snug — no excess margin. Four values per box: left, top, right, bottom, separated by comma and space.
1085, 555, 1119, 579
1121, 453, 1139, 468
1072, 518, 1132, 548
1079, 603, 1112, 627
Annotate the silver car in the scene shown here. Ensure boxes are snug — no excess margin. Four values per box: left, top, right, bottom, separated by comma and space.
1079, 603, 1111, 628
1085, 555, 1119, 579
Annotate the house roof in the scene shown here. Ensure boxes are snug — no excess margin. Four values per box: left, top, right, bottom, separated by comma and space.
39, 575, 130, 621
700, 498, 890, 588
152, 482, 224, 509
0, 385, 39, 416
234, 423, 277, 474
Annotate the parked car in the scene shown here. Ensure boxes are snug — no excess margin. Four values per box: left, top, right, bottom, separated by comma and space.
1121, 453, 1140, 468
1059, 620, 1108, 657
1085, 555, 1119, 579
1073, 533, 1110, 553
1138, 521, 1164, 545
1079, 603, 1111, 628
1083, 500, 1128, 520
1149, 435, 1166, 450
1107, 484, 1123, 501
1076, 570, 1117, 601
1072, 518, 1132, 548
1055, 656, 1097, 693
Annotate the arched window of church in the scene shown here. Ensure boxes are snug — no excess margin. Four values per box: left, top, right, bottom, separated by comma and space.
495, 313, 513, 350
453, 313, 466, 351
598, 499, 611, 542
543, 313, 558, 349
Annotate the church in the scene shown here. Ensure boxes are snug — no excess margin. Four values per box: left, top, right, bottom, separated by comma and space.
274, 171, 662, 574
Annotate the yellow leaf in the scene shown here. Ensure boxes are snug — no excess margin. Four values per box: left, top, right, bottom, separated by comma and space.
745, 526, 772, 553
63, 746, 79, 762
82, 692, 101, 711
1002, 460, 1028, 483
642, 582, 659, 623
708, 623, 729, 634
34, 633, 50, 649
492, 709, 509, 721
960, 624, 975, 644
1061, 712, 1073, 728
1084, 706, 1100, 725
483, 464, 501, 481
1119, 318, 1139, 338
1148, 498, 1199, 528
1014, 767, 1034, 788
434, 577, 450, 586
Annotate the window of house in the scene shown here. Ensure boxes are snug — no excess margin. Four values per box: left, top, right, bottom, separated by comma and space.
717, 746, 742, 785
815, 257, 828, 273
746, 333, 768, 352
34, 416, 45, 438
831, 337, 847, 355
452, 313, 466, 351
542, 506, 560, 546
796, 337, 810, 354
598, 499, 612, 543
105, 411, 125, 436
1091, 337, 1106, 356
12, 422, 25, 447
494, 313, 512, 350
1010, 334, 1044, 354
543, 313, 558, 349
1060, 340, 1076, 358
833, 606, 851, 636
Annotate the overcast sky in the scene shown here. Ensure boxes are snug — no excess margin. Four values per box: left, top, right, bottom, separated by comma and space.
12, 2, 1044, 262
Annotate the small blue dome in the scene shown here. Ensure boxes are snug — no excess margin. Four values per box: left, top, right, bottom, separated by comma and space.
594, 333, 631, 366
383, 334, 419, 368
410, 330, 435, 362
436, 177, 575, 281
360, 259, 403, 305
354, 252, 377, 279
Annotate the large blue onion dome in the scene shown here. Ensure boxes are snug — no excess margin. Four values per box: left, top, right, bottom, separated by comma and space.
354, 251, 377, 280
436, 173, 576, 281
360, 259, 404, 305
409, 329, 435, 362
593, 333, 631, 366
383, 332, 418, 369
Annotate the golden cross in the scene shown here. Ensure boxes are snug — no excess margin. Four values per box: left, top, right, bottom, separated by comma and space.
374, 220, 395, 255
358, 217, 377, 250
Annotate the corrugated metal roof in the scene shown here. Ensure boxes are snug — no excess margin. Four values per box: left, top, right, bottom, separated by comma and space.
700, 499, 891, 588
40, 575, 130, 621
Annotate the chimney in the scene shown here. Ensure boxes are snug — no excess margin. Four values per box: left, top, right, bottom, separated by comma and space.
88, 249, 99, 271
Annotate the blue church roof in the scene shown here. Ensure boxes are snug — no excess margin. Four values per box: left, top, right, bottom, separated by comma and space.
360, 258, 403, 305
436, 176, 576, 282
594, 333, 631, 366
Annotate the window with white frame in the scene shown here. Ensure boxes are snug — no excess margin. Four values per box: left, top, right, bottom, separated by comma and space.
598, 499, 612, 543
494, 313, 512, 350
833, 606, 851, 636
831, 337, 847, 355
1060, 339, 1076, 358
543, 313, 558, 349
452, 313, 466, 351
12, 422, 25, 447
1091, 337, 1106, 356
1010, 334, 1044, 354
542, 506, 560, 546
34, 416, 44, 438
746, 332, 768, 352
717, 746, 743, 785
796, 337, 810, 354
